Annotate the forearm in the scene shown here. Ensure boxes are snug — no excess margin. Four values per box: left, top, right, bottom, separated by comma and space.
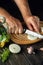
0, 8, 11, 24
14, 0, 32, 21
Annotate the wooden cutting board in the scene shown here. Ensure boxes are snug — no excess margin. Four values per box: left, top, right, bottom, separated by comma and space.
10, 22, 43, 45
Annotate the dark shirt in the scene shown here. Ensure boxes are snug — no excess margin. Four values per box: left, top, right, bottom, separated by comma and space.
0, 0, 43, 20
0, 0, 23, 21
28, 0, 43, 20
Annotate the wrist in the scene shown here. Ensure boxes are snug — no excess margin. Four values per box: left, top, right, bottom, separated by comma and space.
24, 15, 32, 22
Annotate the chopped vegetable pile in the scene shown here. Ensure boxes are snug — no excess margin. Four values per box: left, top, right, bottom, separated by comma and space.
0, 16, 21, 63
0, 17, 11, 62
0, 48, 10, 62
0, 23, 10, 47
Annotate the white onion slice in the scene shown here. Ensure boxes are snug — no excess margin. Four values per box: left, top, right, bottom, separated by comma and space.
27, 34, 37, 40
9, 44, 21, 53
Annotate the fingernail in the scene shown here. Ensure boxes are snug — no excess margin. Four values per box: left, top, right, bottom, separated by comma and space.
15, 31, 17, 34
15, 30, 18, 34
19, 29, 22, 33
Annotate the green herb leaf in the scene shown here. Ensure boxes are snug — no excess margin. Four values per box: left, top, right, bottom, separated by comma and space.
0, 48, 10, 62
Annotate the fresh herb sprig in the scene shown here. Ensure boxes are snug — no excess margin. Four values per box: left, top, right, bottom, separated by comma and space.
0, 23, 10, 47
0, 48, 10, 62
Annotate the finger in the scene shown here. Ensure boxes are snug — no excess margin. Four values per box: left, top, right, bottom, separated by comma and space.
12, 21, 19, 34
8, 26, 12, 33
33, 16, 40, 29
15, 27, 19, 34
33, 16, 40, 21
34, 20, 40, 30
17, 21, 23, 33
12, 17, 23, 33
12, 27, 15, 33
26, 23, 34, 31
34, 16, 41, 32
31, 20, 39, 33
36, 21, 40, 31
13, 23, 19, 34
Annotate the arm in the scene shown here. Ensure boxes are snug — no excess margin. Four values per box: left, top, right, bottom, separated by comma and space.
14, 0, 40, 33
0, 8, 23, 33
14, 0, 32, 21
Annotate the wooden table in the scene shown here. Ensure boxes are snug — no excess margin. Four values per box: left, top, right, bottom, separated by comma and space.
0, 40, 43, 65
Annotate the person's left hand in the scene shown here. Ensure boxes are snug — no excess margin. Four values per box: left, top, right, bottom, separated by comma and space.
6, 16, 23, 34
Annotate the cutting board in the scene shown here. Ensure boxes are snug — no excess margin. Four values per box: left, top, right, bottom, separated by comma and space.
10, 22, 43, 45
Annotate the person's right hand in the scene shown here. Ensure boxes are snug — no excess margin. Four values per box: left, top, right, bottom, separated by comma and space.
25, 16, 40, 33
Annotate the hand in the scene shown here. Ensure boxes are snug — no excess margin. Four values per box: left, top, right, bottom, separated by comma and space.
25, 16, 40, 33
0, 8, 23, 34
6, 16, 23, 34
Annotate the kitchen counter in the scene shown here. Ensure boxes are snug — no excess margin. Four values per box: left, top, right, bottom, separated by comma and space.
0, 40, 43, 65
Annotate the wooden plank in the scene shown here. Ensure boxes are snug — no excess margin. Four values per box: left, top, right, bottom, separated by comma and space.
0, 40, 43, 65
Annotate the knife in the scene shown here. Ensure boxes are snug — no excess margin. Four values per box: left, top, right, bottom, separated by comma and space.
25, 29, 43, 39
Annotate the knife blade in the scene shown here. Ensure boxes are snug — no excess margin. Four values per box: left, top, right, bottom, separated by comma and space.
25, 29, 43, 39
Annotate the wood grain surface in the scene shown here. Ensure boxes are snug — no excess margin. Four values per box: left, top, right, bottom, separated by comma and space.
0, 40, 43, 65
10, 21, 43, 45
0, 21, 43, 65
